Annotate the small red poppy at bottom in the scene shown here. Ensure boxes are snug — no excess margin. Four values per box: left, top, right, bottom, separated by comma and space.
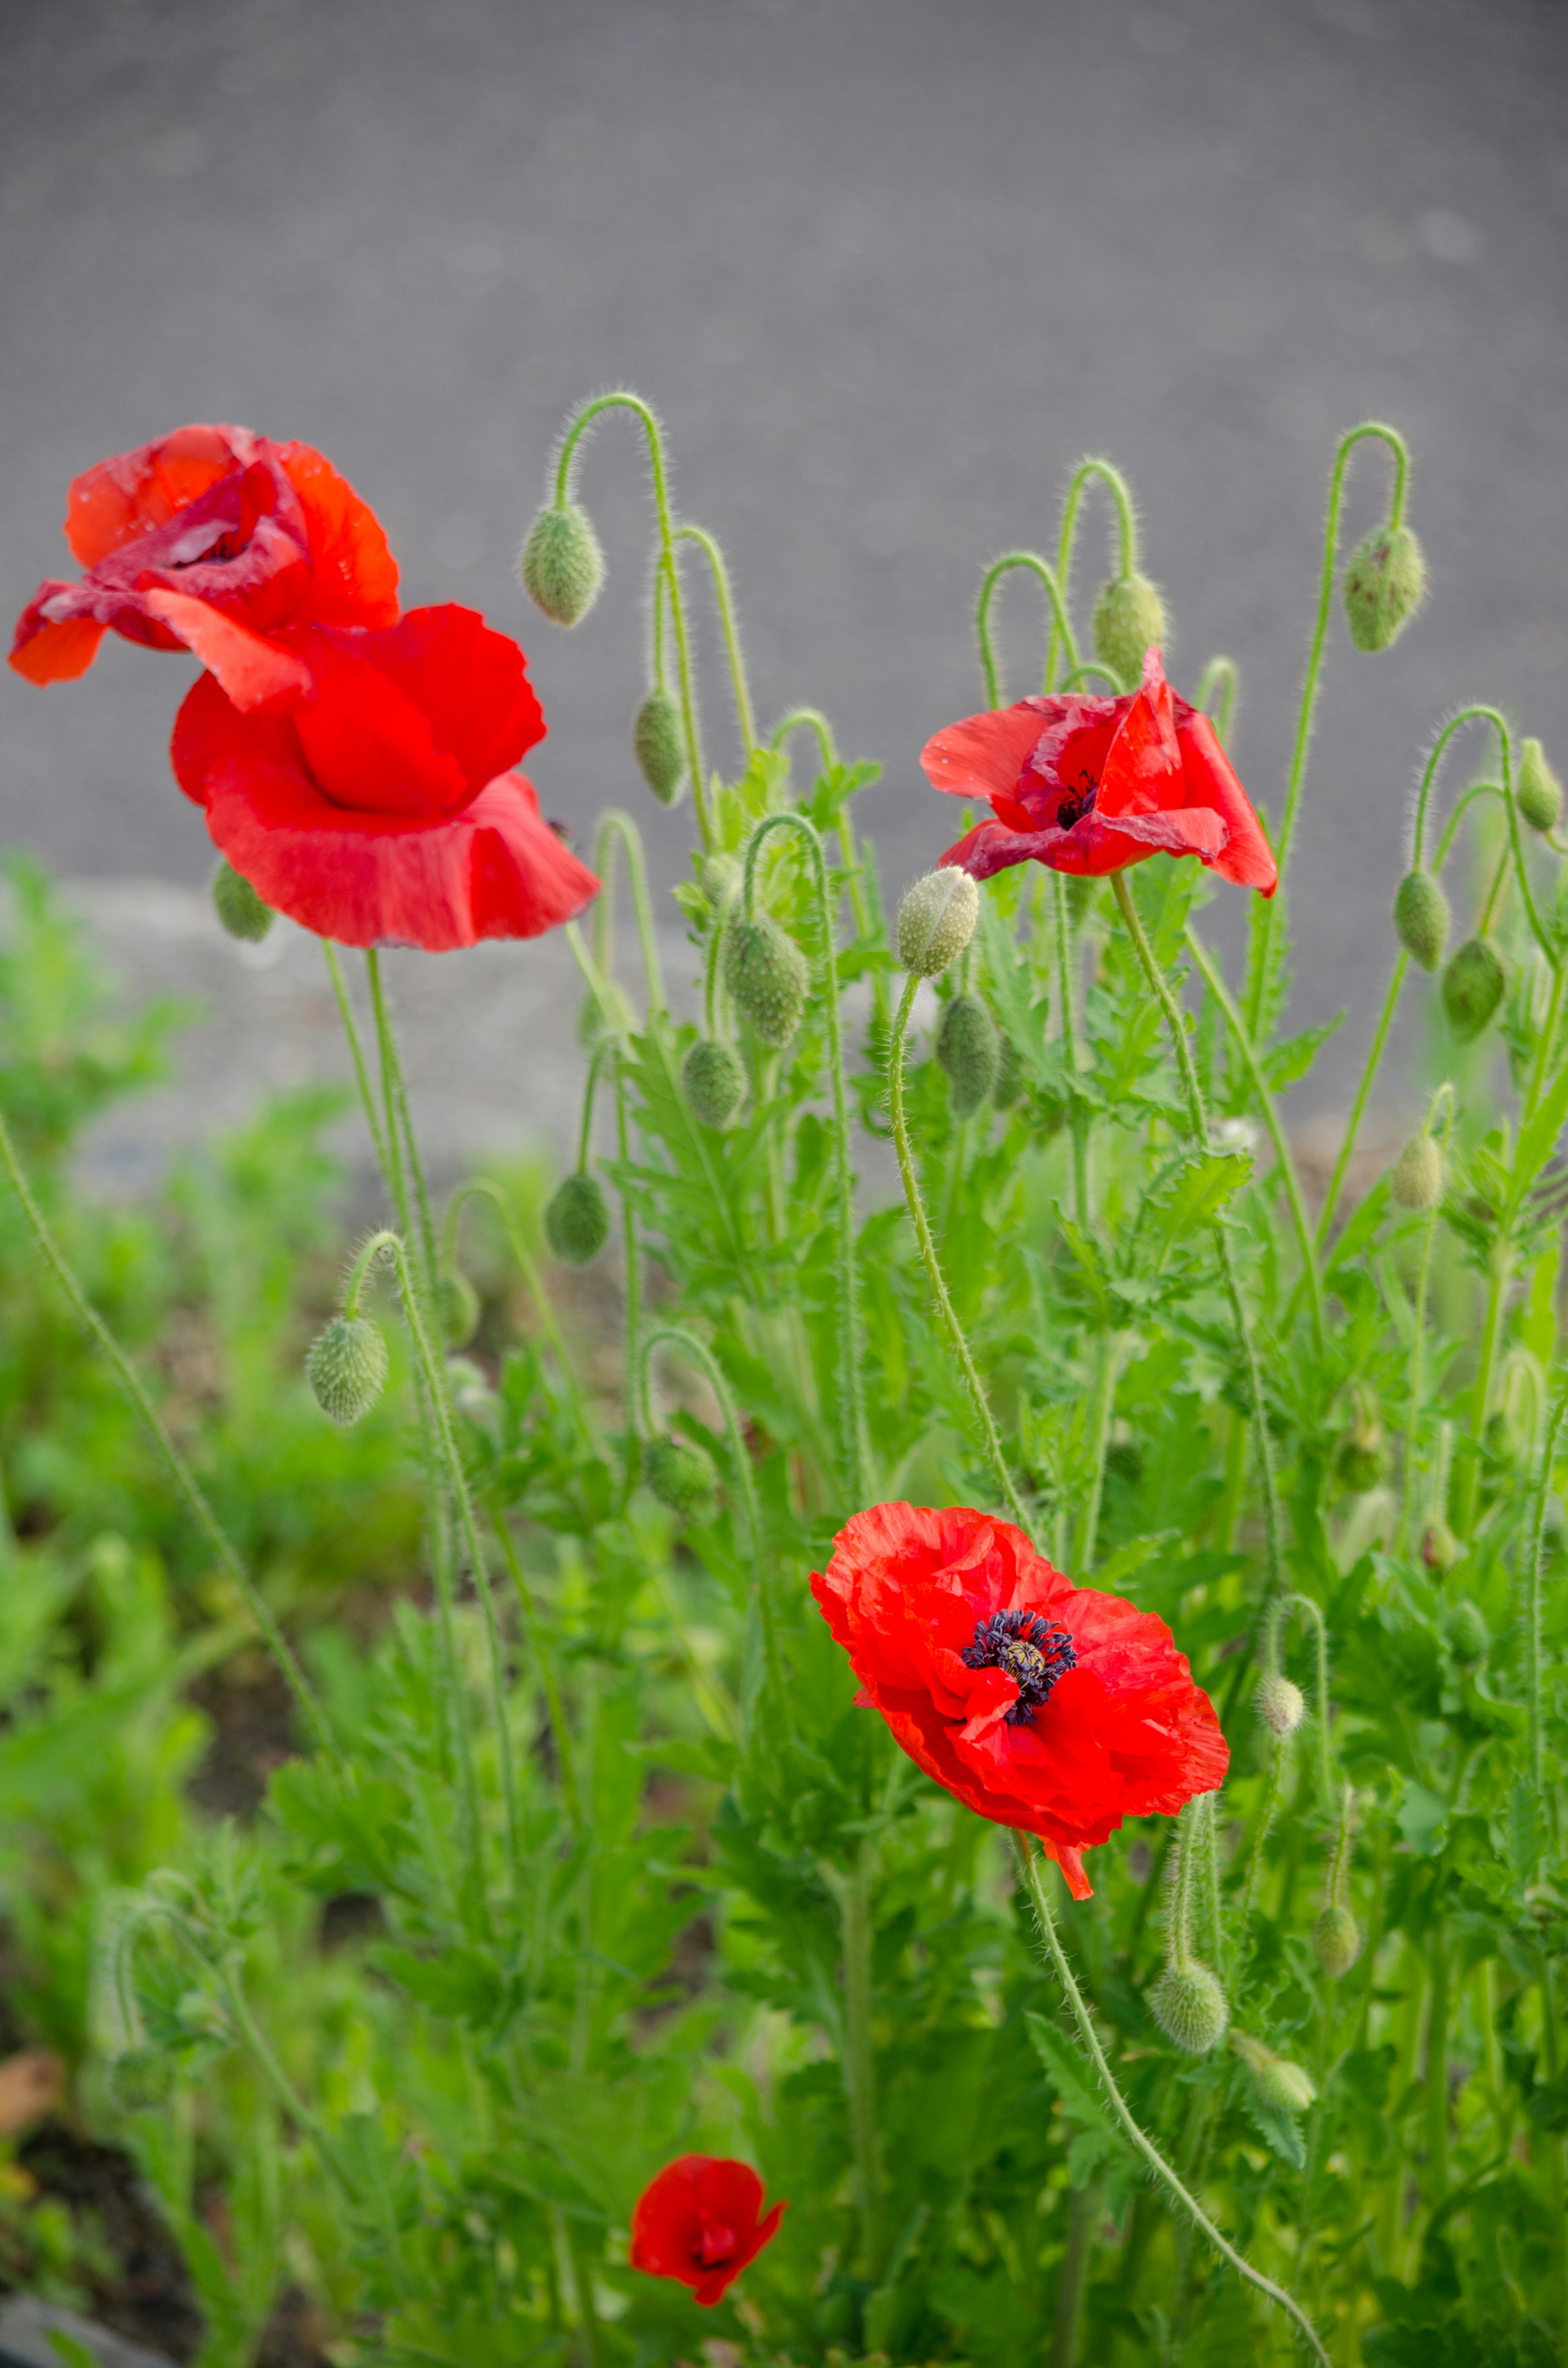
630, 2154, 786, 2307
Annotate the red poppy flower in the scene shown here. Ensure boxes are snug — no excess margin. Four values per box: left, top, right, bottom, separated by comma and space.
10, 423, 399, 709
170, 604, 599, 951
811, 1503, 1227, 1900
630, 2156, 786, 2308
923, 648, 1276, 896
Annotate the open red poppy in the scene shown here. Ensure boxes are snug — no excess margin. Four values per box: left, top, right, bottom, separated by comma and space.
630, 2155, 786, 2308
171, 604, 599, 951
922, 649, 1276, 896
811, 1503, 1227, 1899
10, 423, 399, 709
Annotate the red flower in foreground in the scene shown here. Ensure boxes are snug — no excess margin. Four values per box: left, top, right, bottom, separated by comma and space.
811, 1503, 1227, 1900
171, 604, 599, 951
922, 648, 1276, 896
11, 422, 399, 709
630, 2156, 786, 2307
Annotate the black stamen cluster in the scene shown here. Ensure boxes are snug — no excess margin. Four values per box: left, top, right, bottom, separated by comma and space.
960, 1606, 1077, 1726
1055, 767, 1099, 831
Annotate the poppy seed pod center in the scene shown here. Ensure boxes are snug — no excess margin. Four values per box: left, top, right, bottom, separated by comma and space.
961, 1607, 1077, 1725
695, 2217, 737, 2267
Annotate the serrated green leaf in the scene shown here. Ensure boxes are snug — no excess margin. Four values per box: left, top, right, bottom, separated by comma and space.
1025, 2010, 1129, 2153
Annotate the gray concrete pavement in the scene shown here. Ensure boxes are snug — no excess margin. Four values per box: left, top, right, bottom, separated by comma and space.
2, 0, 1566, 1162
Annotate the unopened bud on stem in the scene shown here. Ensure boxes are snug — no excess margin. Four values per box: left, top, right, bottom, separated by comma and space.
936, 994, 1000, 1117
1390, 1133, 1442, 1211
211, 858, 275, 944
1313, 1903, 1362, 1980
545, 1171, 610, 1267
1449, 1598, 1488, 1663
1517, 738, 1563, 835
306, 1313, 388, 1426
1231, 2028, 1317, 2113
1343, 521, 1427, 652
644, 1435, 720, 1523
724, 916, 809, 1046
1392, 870, 1450, 972
1092, 573, 1167, 687
1442, 936, 1506, 1044
633, 687, 686, 806
439, 1269, 480, 1350
1255, 1671, 1305, 1739
520, 502, 604, 628
682, 1038, 746, 1130
898, 868, 979, 979
1149, 1959, 1229, 2054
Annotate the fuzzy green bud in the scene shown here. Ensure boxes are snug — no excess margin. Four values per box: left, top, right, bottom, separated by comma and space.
211, 858, 275, 944
897, 867, 979, 979
544, 1171, 610, 1267
439, 1269, 480, 1350
1392, 869, 1450, 972
1258, 2054, 1317, 2113
1390, 1133, 1442, 1211
682, 1037, 746, 1130
699, 850, 741, 910
1342, 521, 1427, 653
1313, 1903, 1362, 1981
1442, 936, 1506, 1044
1092, 572, 1168, 687
1149, 1960, 1229, 2055
1517, 738, 1563, 835
1255, 1672, 1305, 1739
519, 501, 604, 627
936, 993, 1000, 1118
306, 1314, 389, 1426
633, 687, 686, 807
1449, 1599, 1488, 1663
991, 1032, 1025, 1112
1421, 1519, 1460, 1574
644, 1435, 720, 1523
724, 915, 809, 1047
1335, 1416, 1387, 1494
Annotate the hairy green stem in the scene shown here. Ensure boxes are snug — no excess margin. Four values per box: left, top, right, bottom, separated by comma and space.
1054, 873, 1091, 1227
1526, 1373, 1568, 1798
1271, 1592, 1334, 1811
445, 1178, 593, 1447
839, 1846, 882, 2279
975, 551, 1080, 707
1046, 457, 1139, 691
1397, 1086, 1455, 1551
675, 522, 756, 758
593, 809, 667, 1015
1076, 1333, 1120, 1572
491, 1513, 581, 1831
1193, 656, 1238, 743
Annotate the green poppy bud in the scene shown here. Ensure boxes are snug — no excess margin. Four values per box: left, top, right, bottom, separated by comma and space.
1421, 1519, 1460, 1574
682, 1037, 746, 1130
897, 867, 979, 979
1390, 1133, 1442, 1211
306, 1313, 389, 1426
724, 915, 809, 1047
1517, 737, 1563, 835
936, 993, 1000, 1118
519, 501, 604, 627
633, 687, 686, 807
1442, 936, 1506, 1044
1257, 2054, 1317, 2114
1255, 1672, 1305, 1739
544, 1171, 610, 1267
1342, 520, 1427, 653
1392, 870, 1450, 972
1149, 1960, 1229, 2054
1335, 1414, 1386, 1494
211, 858, 275, 944
1449, 1599, 1488, 1663
1313, 1903, 1362, 1981
1091, 571, 1168, 688
991, 1032, 1025, 1112
643, 1434, 720, 1524
699, 850, 741, 911
439, 1269, 480, 1350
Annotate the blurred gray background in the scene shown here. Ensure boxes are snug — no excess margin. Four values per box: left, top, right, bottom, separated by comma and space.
2, 0, 1566, 1180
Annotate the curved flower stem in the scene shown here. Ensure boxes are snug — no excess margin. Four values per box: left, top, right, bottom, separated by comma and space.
1076, 1331, 1121, 1572
1397, 1085, 1455, 1552
833, 1844, 883, 2281
1271, 1592, 1334, 1811
889, 974, 1033, 1535
1047, 458, 1139, 691
614, 1062, 644, 1464
1199, 1792, 1226, 1976
770, 707, 878, 952
675, 522, 757, 759
1193, 656, 1238, 743
1053, 874, 1092, 1229
1526, 1371, 1568, 1800
553, 390, 710, 847
771, 706, 836, 772
1060, 662, 1119, 693
220, 1957, 361, 2206
490, 1512, 580, 1830
445, 1178, 593, 1447
1244, 422, 1412, 1041
975, 551, 1080, 707
1168, 1797, 1200, 1975
323, 944, 391, 1184
742, 814, 866, 1501
593, 809, 667, 1015
1240, 1742, 1287, 1935
0, 1106, 336, 1764
1015, 1837, 1330, 2366
365, 951, 440, 1304
1186, 924, 1325, 1353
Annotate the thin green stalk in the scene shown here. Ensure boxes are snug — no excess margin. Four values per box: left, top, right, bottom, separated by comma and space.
1454, 1250, 1510, 1540
675, 522, 756, 757
975, 551, 1080, 707
1193, 656, 1238, 743
839, 1845, 882, 2279
1076, 1333, 1120, 1572
1060, 664, 1119, 693
1423, 1922, 1450, 2206
593, 810, 666, 1015
1051, 2177, 1101, 2368
1526, 1372, 1568, 1797
445, 1178, 593, 1446
323, 943, 391, 1183
365, 952, 438, 1299
1397, 1086, 1455, 1552
491, 1512, 580, 1831
771, 706, 836, 773
1046, 457, 1139, 691
614, 1062, 643, 1461
1272, 1592, 1334, 1811
1240, 1743, 1285, 1938
1199, 1792, 1226, 1976
1168, 1796, 1201, 1973
365, 949, 414, 1243
221, 1962, 359, 2206
1015, 1838, 1330, 2366
1054, 873, 1091, 1228
888, 974, 1033, 1535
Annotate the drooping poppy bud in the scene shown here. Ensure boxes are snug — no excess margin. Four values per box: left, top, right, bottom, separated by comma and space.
1335, 1414, 1387, 1495
1091, 572, 1168, 688
1342, 521, 1427, 653
1449, 1599, 1488, 1663
1149, 1960, 1229, 2054
519, 502, 604, 628
699, 850, 741, 910
897, 867, 979, 978
1313, 1903, 1362, 1980
1442, 936, 1506, 1043
439, 1269, 480, 1350
991, 1032, 1025, 1111
682, 1037, 746, 1130
211, 857, 275, 945
644, 1435, 720, 1523
1421, 1518, 1460, 1573
1517, 737, 1564, 835
1232, 2028, 1316, 2113
1392, 870, 1450, 972
1390, 1134, 1442, 1211
633, 687, 686, 806
305, 1314, 389, 1426
1254, 1672, 1305, 1739
936, 993, 1000, 1118
724, 915, 809, 1047
545, 1171, 610, 1266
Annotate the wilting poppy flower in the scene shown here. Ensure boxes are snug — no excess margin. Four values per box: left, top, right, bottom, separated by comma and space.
11, 423, 399, 708
171, 604, 599, 951
811, 1503, 1227, 1899
630, 2155, 786, 2307
923, 648, 1276, 896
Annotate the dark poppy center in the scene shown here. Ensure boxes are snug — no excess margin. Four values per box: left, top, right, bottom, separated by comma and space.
1055, 769, 1098, 831
695, 2216, 737, 2267
961, 1608, 1076, 1726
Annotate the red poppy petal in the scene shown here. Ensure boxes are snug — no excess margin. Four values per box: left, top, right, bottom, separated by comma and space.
1101, 805, 1229, 859
941, 816, 1158, 882
1099, 652, 1183, 812
64, 424, 245, 569
1040, 1839, 1092, 1900
276, 441, 401, 628
140, 588, 312, 712
921, 700, 1055, 802
1176, 708, 1278, 895
9, 605, 107, 685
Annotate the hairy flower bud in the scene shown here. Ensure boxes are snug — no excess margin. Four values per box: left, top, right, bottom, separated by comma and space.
897, 867, 979, 979
1313, 1903, 1362, 1981
439, 1269, 480, 1350
633, 687, 686, 807
724, 915, 809, 1047
700, 850, 741, 910
519, 501, 604, 627
1422, 1518, 1460, 1574
211, 857, 275, 944
1517, 738, 1563, 836
1392, 870, 1450, 972
1343, 521, 1427, 653
1092, 572, 1168, 688
991, 1032, 1025, 1112
1442, 936, 1506, 1044
644, 1434, 720, 1523
936, 993, 1000, 1118
1255, 1672, 1305, 1739
544, 1171, 610, 1267
1149, 1960, 1229, 2055
1336, 1413, 1386, 1494
1390, 1133, 1442, 1211
1231, 2027, 1316, 2112
306, 1313, 388, 1426
682, 1037, 746, 1130
1449, 1598, 1488, 1663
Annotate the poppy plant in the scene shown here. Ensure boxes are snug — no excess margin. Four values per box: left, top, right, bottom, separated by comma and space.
922, 648, 1277, 896
811, 1502, 1227, 1898
10, 422, 399, 710
629, 2155, 786, 2307
170, 603, 599, 951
